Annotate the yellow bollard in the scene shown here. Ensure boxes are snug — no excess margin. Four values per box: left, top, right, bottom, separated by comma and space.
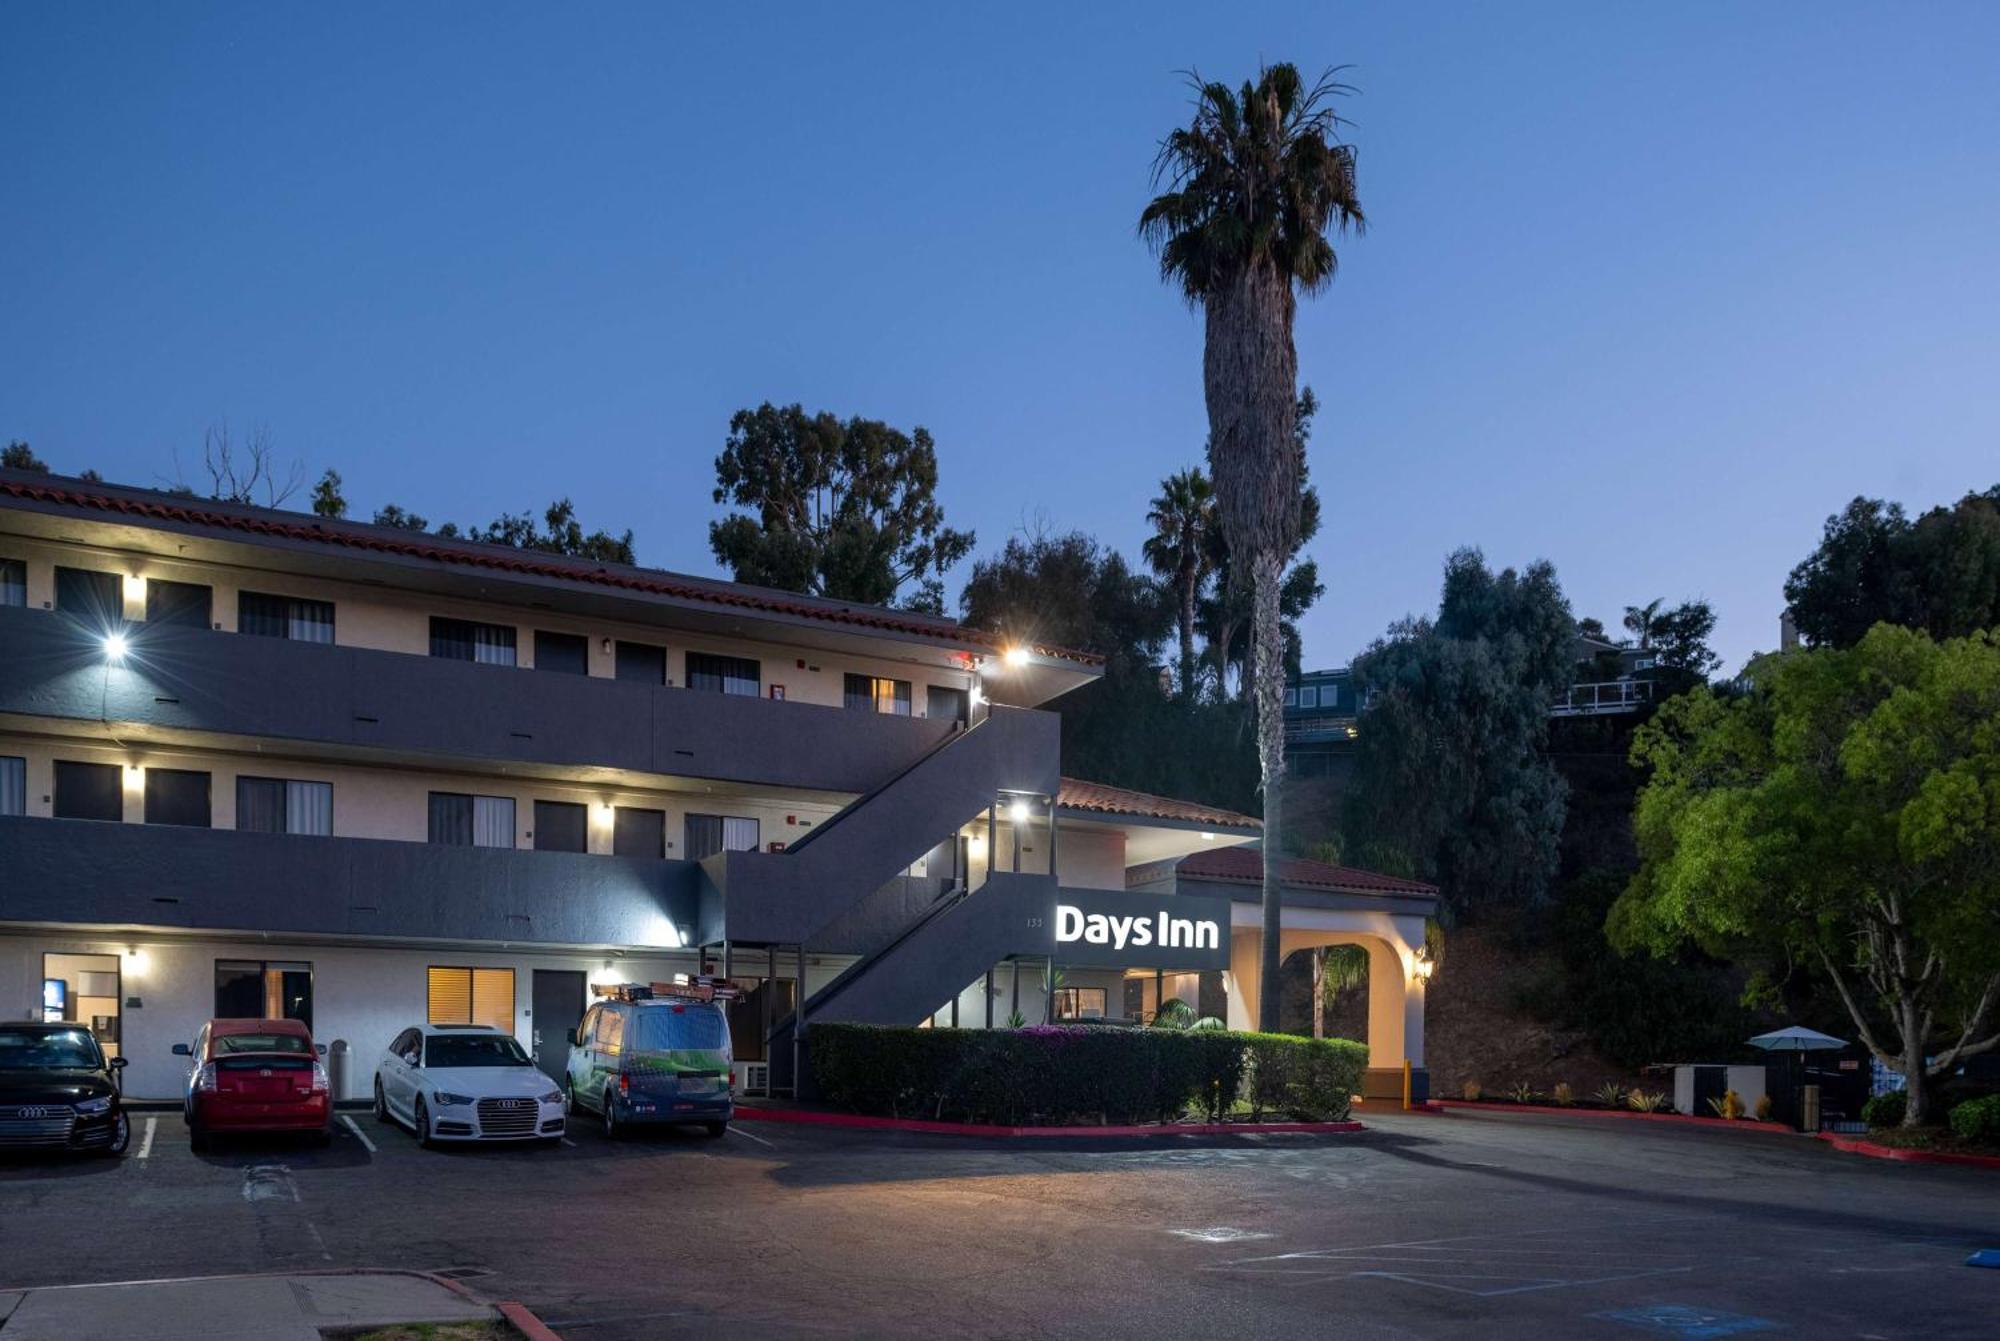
1402, 1058, 1412, 1111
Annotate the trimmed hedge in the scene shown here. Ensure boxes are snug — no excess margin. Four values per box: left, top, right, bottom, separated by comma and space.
1948, 1094, 2000, 1145
806, 1022, 1366, 1126
1860, 1091, 1907, 1129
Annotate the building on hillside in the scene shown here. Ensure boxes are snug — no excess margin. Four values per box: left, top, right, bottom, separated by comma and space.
0, 470, 1436, 1102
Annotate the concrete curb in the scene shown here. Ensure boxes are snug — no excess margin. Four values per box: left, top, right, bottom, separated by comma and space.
1814, 1130, 2000, 1171
499, 1297, 567, 1339
1433, 1099, 1794, 1133
734, 1105, 1363, 1139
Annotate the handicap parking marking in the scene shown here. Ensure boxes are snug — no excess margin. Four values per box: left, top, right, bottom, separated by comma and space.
1593, 1305, 1779, 1338
337, 1115, 376, 1154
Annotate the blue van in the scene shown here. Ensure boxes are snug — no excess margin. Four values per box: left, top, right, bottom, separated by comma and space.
565, 983, 734, 1138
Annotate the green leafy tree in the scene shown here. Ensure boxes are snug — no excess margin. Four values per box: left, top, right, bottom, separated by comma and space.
1785, 487, 2000, 648
960, 530, 1255, 813
1346, 549, 1574, 911
709, 402, 974, 614
1648, 599, 1721, 681
466, 499, 635, 565
3, 441, 50, 473
1142, 468, 1216, 701
311, 469, 347, 519
371, 503, 430, 531
1610, 625, 2000, 1126
1142, 63, 1362, 1029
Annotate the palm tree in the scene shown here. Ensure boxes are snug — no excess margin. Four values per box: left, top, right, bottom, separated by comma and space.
1623, 598, 1665, 648
1143, 468, 1216, 700
1141, 64, 1362, 1030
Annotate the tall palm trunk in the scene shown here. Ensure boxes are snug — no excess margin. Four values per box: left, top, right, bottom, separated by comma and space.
1177, 556, 1199, 701
1202, 265, 1300, 1034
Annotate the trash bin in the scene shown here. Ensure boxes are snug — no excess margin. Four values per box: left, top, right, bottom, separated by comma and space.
329, 1039, 350, 1104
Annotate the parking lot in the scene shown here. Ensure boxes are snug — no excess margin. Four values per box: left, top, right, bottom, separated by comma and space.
2, 1105, 1995, 1339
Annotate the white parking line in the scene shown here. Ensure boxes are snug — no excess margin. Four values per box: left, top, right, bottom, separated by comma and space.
727, 1124, 776, 1148
136, 1116, 156, 1159
339, 1114, 376, 1153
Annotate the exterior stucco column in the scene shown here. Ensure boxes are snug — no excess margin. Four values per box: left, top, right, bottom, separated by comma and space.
1224, 929, 1259, 1031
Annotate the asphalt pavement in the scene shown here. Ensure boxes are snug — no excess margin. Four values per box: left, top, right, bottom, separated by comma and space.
1, 1104, 1995, 1339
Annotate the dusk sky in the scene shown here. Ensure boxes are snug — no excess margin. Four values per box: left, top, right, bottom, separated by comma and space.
6, 4, 1997, 674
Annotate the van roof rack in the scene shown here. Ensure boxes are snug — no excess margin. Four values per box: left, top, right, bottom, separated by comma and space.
600, 977, 740, 1004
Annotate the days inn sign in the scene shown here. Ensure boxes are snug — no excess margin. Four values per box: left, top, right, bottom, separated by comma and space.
1030, 888, 1231, 971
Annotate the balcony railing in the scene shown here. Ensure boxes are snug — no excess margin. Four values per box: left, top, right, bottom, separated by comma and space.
0, 604, 953, 795
1550, 679, 1653, 717
0, 814, 700, 950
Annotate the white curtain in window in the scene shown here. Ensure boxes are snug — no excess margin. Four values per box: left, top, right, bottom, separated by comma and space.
286, 781, 333, 836
473, 795, 515, 848
288, 600, 334, 644
0, 756, 24, 816
473, 625, 516, 666
722, 816, 760, 853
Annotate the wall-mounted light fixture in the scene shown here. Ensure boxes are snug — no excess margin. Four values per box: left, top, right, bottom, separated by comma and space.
1411, 947, 1436, 983
600, 637, 613, 655
103, 631, 129, 663
1002, 646, 1031, 669
1007, 798, 1031, 824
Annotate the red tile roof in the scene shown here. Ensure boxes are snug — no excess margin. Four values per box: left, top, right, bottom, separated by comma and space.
1057, 778, 1260, 830
0, 474, 1102, 667
1174, 845, 1438, 897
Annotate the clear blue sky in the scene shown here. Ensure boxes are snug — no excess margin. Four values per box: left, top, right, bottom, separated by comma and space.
6, 4, 1997, 673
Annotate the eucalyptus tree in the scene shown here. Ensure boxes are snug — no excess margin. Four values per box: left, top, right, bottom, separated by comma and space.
1142, 467, 1216, 700
1141, 63, 1363, 1028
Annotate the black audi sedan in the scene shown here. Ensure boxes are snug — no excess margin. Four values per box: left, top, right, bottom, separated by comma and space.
0, 1021, 129, 1156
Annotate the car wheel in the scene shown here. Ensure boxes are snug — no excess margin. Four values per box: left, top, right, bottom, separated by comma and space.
414, 1095, 436, 1149
602, 1089, 620, 1140
703, 1120, 728, 1139
373, 1079, 391, 1125
101, 1111, 130, 1157
188, 1120, 208, 1154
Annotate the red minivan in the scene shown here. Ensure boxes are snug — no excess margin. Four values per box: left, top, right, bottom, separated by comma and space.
175, 1018, 332, 1150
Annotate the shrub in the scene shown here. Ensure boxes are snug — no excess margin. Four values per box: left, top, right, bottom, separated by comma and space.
1551, 1082, 1575, 1107
1753, 1094, 1773, 1123
1507, 1081, 1536, 1105
1592, 1082, 1626, 1109
1949, 1094, 2000, 1145
1462, 1079, 1483, 1101
1861, 1091, 1907, 1130
1707, 1090, 1743, 1121
1627, 1089, 1668, 1113
805, 1023, 1361, 1126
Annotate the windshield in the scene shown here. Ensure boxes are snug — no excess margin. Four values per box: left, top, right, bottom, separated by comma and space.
0, 1028, 102, 1071
424, 1033, 531, 1068
214, 1033, 311, 1056
626, 1006, 729, 1055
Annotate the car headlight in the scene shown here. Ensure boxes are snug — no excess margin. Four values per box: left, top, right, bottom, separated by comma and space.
541, 1089, 564, 1105
433, 1091, 475, 1107
74, 1095, 112, 1116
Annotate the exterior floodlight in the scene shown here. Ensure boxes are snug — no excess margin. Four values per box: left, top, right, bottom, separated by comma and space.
1003, 645, 1031, 669
103, 631, 128, 663
1008, 798, 1031, 824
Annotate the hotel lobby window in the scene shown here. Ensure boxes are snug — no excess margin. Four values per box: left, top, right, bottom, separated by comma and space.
239, 590, 334, 643
1052, 987, 1108, 1021
685, 651, 758, 696
430, 616, 516, 666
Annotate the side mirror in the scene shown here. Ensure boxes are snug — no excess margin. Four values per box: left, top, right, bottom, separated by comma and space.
565, 1028, 579, 1047
402, 1050, 420, 1068
109, 1056, 128, 1070
171, 1043, 191, 1056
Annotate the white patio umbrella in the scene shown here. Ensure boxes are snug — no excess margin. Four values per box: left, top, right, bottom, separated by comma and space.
1745, 1025, 1848, 1052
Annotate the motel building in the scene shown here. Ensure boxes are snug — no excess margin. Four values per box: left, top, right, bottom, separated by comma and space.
0, 470, 1437, 1105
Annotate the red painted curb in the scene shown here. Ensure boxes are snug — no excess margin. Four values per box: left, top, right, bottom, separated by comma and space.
500, 1298, 566, 1340
1433, 1099, 1793, 1133
735, 1106, 1362, 1139
1815, 1130, 2000, 1171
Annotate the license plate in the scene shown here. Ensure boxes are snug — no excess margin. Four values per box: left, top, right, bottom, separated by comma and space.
677, 1075, 714, 1094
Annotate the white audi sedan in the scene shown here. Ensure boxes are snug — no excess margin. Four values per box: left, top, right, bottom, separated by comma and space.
372, 1024, 564, 1147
